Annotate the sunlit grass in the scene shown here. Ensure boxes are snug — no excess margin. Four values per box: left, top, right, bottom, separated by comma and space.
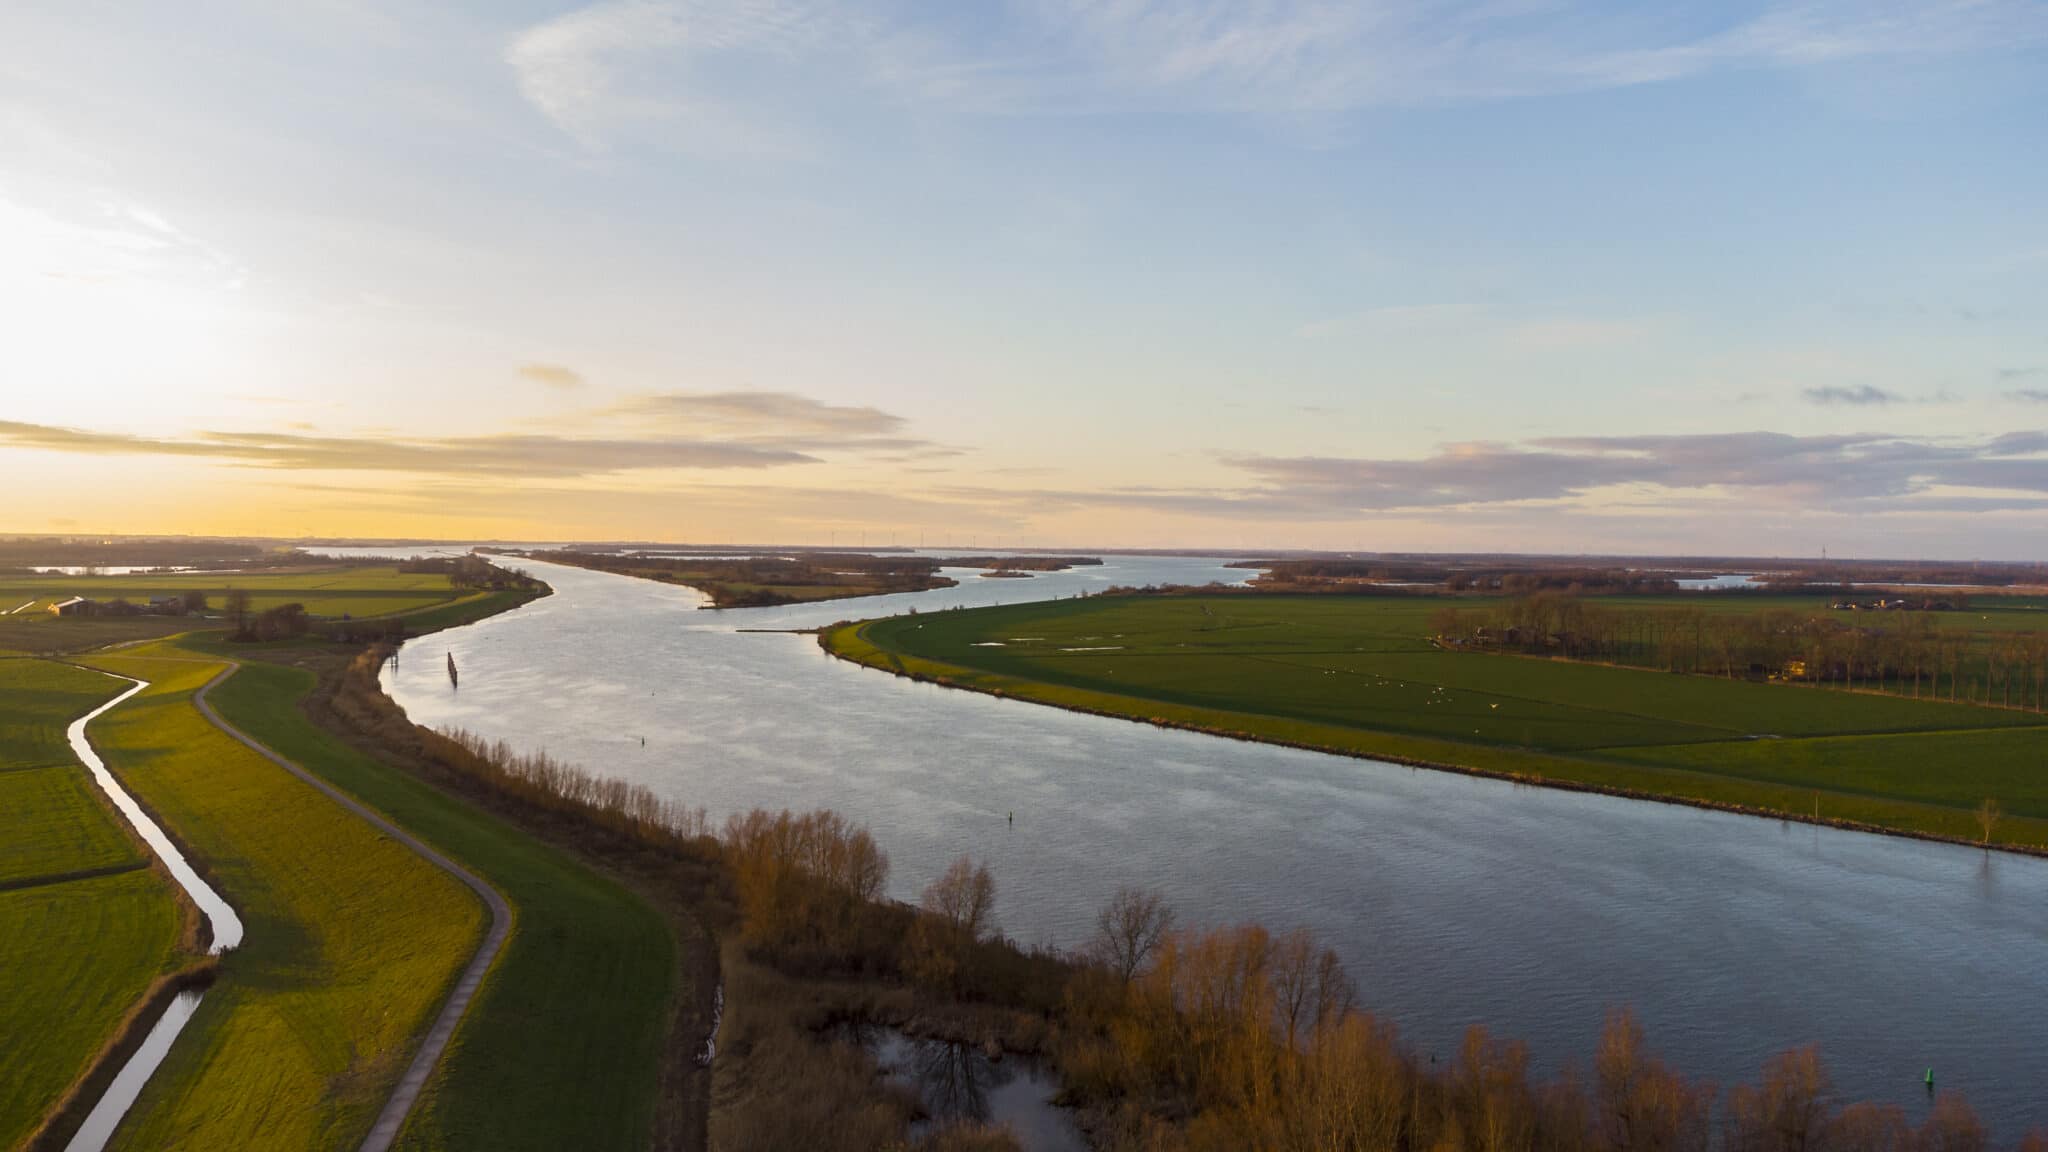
78, 641, 485, 1151
0, 565, 465, 621
0, 657, 123, 769
0, 657, 185, 1149
0, 869, 186, 1150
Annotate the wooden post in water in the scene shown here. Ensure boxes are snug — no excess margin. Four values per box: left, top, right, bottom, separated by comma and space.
446, 651, 459, 689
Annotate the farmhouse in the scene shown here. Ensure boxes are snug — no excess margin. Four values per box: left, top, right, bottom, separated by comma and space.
48, 596, 93, 616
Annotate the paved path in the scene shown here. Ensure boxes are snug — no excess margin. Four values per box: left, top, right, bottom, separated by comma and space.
193, 662, 512, 1152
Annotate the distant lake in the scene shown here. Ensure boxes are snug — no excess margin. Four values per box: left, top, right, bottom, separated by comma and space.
388, 556, 2048, 1132
27, 565, 197, 576
1673, 573, 1763, 590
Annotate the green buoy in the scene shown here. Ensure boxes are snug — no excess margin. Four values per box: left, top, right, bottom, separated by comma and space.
1925, 1067, 1935, 1088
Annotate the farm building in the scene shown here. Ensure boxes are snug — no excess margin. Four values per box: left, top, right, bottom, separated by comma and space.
48, 597, 94, 616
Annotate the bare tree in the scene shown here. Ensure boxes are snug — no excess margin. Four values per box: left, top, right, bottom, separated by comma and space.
922, 855, 997, 944
1091, 885, 1175, 984
1272, 927, 1356, 1051
225, 588, 252, 638
1977, 797, 2002, 847
1725, 1046, 1832, 1152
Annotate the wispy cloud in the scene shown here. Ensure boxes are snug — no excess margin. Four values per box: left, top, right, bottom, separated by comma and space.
1802, 384, 1901, 406
1039, 0, 2048, 112
600, 390, 906, 438
504, 1, 2048, 143
505, 0, 847, 148
519, 361, 586, 389
1567, 2, 2048, 87
941, 430, 2048, 520
0, 419, 811, 476
2009, 389, 2048, 404
0, 389, 938, 477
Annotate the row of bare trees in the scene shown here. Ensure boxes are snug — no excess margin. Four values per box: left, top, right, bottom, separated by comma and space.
434, 726, 713, 848
1064, 887, 2031, 1152
1434, 594, 2048, 708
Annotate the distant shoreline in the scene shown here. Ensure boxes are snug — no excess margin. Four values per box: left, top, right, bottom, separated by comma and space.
819, 614, 2048, 862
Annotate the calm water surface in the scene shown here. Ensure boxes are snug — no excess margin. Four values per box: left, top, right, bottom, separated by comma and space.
388, 556, 2048, 1130
869, 1028, 1084, 1152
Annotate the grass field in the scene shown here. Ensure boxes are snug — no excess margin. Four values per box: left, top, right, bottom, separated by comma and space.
0, 869, 187, 1149
0, 566, 496, 656
390, 586, 547, 634
0, 657, 137, 769
0, 764, 147, 886
0, 564, 467, 621
77, 639, 487, 1151
0, 657, 189, 1150
829, 595, 2048, 849
200, 654, 677, 1152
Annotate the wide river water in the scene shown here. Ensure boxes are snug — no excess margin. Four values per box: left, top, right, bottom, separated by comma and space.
382, 555, 2048, 1130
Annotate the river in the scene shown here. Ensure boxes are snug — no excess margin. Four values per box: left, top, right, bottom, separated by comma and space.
382, 555, 2048, 1131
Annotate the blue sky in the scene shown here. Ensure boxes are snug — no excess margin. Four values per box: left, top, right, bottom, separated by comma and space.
3, 1, 2045, 554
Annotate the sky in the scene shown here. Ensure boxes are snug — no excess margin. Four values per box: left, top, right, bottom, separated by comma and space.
3, 1, 2046, 556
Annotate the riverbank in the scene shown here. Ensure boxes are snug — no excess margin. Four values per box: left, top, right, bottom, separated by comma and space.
516, 550, 1099, 609
820, 602, 2048, 858
284, 643, 705, 1150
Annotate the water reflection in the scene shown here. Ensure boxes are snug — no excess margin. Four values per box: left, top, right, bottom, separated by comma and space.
867, 1029, 1084, 1152
63, 991, 205, 1152
387, 556, 2048, 1131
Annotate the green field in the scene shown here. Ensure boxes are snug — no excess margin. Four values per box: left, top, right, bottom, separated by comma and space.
0, 764, 147, 886
0, 870, 188, 1149
200, 655, 677, 1152
78, 641, 486, 1151
0, 657, 132, 769
0, 657, 189, 1149
0, 564, 466, 621
0, 566, 487, 656
830, 595, 2048, 848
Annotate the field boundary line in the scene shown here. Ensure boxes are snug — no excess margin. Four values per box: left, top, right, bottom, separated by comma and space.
191, 661, 513, 1152
1582, 721, 2048, 753
0, 860, 149, 895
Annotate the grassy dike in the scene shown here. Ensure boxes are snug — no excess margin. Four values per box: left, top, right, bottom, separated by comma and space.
823, 601, 2048, 855
201, 653, 683, 1152
75, 640, 486, 1151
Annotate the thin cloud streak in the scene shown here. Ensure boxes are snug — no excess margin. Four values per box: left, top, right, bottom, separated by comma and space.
0, 388, 941, 477
600, 390, 909, 438
504, 1, 2048, 142
946, 430, 2048, 520
0, 420, 814, 476
519, 362, 586, 388
1802, 384, 1901, 406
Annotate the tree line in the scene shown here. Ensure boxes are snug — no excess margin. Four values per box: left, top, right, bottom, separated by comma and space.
1433, 593, 2048, 708
397, 554, 545, 591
